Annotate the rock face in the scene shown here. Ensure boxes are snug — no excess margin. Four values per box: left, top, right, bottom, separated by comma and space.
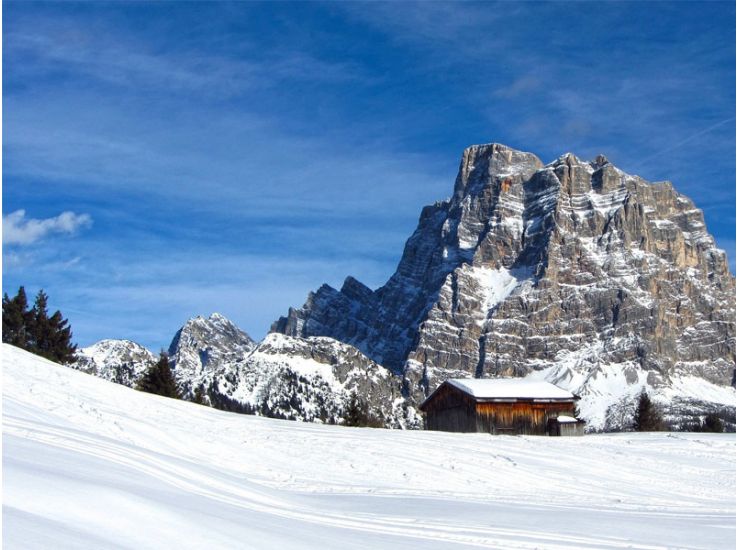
73, 339, 156, 387
273, 143, 736, 430
168, 313, 256, 399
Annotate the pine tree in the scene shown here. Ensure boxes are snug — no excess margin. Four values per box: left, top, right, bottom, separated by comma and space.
343, 392, 383, 428
701, 412, 724, 433
633, 390, 664, 431
2, 286, 30, 347
2, 286, 77, 363
46, 310, 77, 364
193, 386, 207, 405
28, 290, 77, 363
28, 289, 49, 353
136, 352, 180, 399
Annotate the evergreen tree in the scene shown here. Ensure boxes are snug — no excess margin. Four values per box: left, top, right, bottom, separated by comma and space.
193, 386, 207, 405
29, 290, 77, 363
633, 390, 664, 431
136, 352, 180, 399
2, 286, 76, 363
2, 286, 30, 347
46, 310, 77, 364
343, 392, 383, 428
701, 412, 724, 433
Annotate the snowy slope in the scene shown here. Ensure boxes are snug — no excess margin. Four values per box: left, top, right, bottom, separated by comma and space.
3, 344, 735, 549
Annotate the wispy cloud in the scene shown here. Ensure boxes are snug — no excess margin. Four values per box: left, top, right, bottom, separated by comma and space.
630, 117, 737, 170
4, 1, 734, 348
3, 210, 92, 246
6, 19, 367, 100
493, 75, 542, 99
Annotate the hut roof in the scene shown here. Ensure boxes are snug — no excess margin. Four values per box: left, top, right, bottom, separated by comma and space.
446, 378, 574, 400
420, 378, 576, 410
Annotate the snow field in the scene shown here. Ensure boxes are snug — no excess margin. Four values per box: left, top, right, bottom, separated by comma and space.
3, 344, 735, 549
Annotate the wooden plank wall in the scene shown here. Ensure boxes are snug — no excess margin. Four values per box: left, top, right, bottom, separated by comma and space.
559, 422, 585, 436
424, 384, 478, 432
475, 401, 574, 435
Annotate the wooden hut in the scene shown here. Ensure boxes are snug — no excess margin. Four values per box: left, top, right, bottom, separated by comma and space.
419, 379, 583, 436
547, 415, 586, 436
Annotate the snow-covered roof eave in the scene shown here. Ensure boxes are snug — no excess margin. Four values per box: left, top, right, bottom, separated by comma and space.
419, 378, 576, 410
474, 397, 577, 403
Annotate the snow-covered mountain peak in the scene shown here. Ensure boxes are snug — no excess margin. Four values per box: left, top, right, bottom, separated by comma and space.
273, 143, 735, 430
453, 142, 543, 199
168, 313, 256, 399
73, 339, 156, 387
223, 333, 417, 427
83, 338, 152, 360
170, 313, 254, 351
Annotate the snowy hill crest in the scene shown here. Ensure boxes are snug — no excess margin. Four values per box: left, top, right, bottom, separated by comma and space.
5, 343, 735, 549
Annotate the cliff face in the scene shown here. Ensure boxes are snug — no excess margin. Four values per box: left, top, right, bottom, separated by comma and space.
274, 143, 736, 429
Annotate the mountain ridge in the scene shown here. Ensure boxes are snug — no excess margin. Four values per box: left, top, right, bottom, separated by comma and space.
273, 143, 736, 430
71, 143, 735, 431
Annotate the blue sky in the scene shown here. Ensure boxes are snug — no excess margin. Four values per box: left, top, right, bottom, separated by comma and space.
3, 1, 735, 351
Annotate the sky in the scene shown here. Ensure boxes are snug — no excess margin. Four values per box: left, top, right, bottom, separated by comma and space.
3, 1, 736, 351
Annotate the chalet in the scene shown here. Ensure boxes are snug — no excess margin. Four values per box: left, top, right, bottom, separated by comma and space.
419, 378, 584, 436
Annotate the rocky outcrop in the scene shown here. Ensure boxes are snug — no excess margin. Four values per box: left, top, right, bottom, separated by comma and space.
73, 339, 156, 387
168, 313, 256, 399
274, 143, 736, 430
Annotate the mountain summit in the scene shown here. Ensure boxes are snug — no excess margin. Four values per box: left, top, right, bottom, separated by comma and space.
168, 312, 256, 400
273, 143, 736, 429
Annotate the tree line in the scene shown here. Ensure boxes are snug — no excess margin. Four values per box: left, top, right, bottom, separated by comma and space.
2, 285, 181, 400
633, 390, 725, 433
2, 286, 77, 364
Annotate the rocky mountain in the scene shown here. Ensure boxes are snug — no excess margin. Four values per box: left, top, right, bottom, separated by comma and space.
203, 333, 418, 428
167, 313, 256, 400
74, 313, 418, 428
273, 143, 736, 430
73, 339, 156, 387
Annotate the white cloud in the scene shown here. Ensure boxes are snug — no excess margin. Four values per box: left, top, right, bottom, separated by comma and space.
3, 210, 92, 245
494, 75, 542, 99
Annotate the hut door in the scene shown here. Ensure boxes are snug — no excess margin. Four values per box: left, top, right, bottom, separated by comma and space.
547, 418, 560, 436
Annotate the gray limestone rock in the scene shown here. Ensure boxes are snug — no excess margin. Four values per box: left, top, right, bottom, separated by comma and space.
273, 143, 736, 430
168, 312, 256, 400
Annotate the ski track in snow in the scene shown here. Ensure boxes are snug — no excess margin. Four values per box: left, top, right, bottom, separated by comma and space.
2, 344, 735, 549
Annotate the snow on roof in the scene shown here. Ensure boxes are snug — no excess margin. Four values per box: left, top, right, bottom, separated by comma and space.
446, 378, 574, 400
557, 415, 578, 423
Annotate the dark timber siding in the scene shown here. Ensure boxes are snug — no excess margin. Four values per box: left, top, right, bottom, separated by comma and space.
423, 383, 478, 432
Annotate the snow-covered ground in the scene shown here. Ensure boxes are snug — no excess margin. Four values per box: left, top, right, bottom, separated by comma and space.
3, 344, 735, 549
